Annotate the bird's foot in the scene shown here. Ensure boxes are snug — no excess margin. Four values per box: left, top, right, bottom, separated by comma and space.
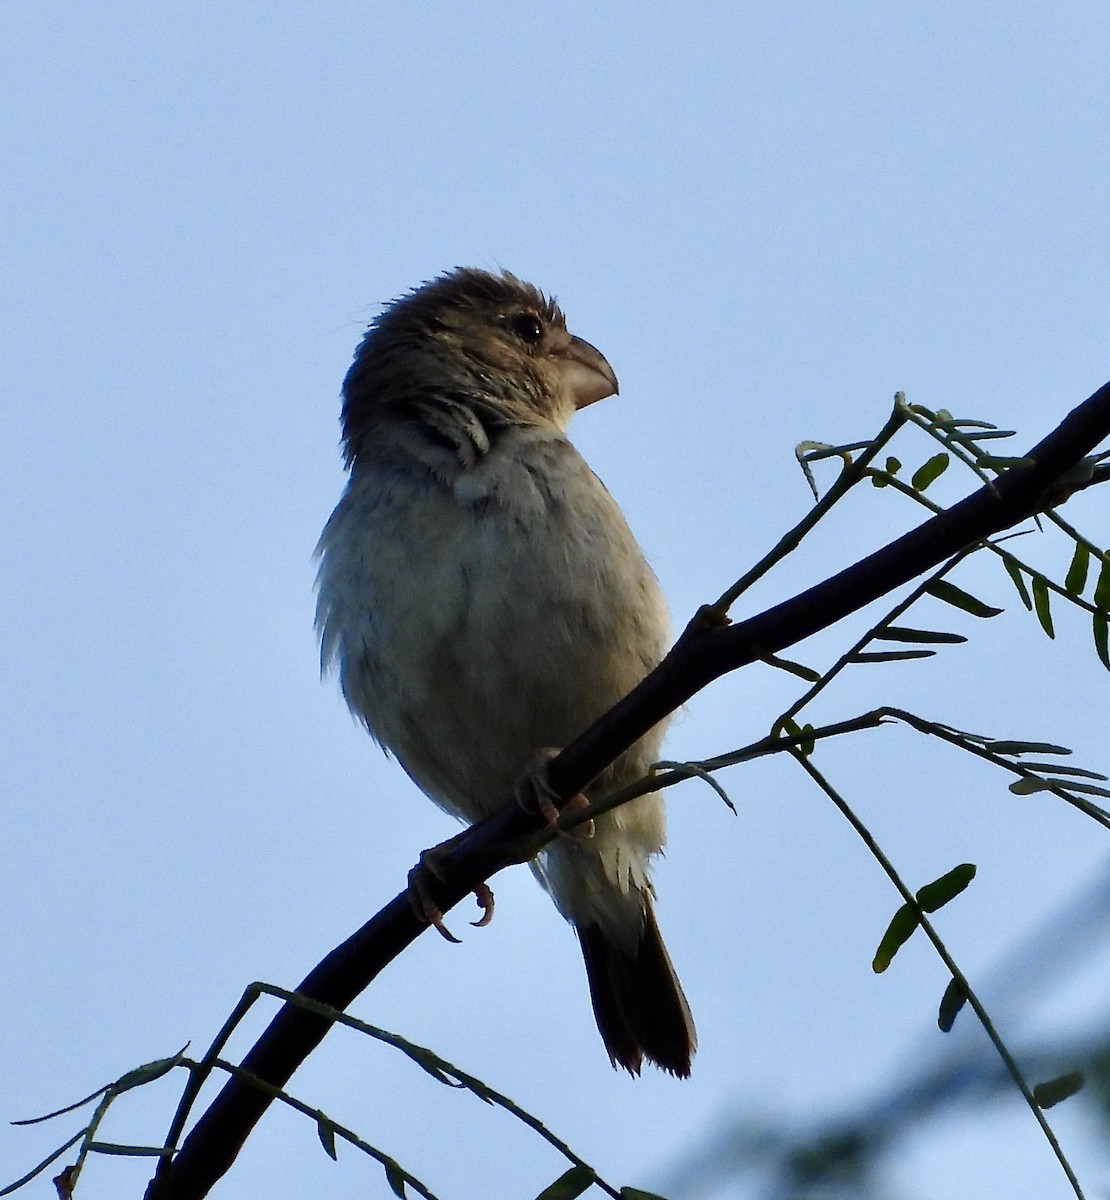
514, 748, 595, 838
407, 832, 495, 943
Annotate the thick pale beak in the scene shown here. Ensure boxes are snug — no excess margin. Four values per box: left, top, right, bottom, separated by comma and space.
557, 335, 620, 409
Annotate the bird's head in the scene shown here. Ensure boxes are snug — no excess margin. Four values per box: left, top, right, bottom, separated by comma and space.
340, 268, 618, 467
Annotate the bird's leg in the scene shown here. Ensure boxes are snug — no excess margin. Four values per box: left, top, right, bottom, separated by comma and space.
514, 748, 595, 838
409, 748, 591, 942
407, 831, 495, 943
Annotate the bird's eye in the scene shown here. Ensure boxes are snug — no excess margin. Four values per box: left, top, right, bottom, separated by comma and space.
504, 312, 544, 345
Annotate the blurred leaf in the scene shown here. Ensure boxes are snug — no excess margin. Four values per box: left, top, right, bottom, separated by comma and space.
937, 977, 968, 1032
383, 1159, 408, 1199
1004, 558, 1033, 610
925, 580, 1003, 618
393, 1041, 463, 1089
13, 1091, 107, 1127
1048, 780, 1110, 798
915, 863, 977, 913
1032, 575, 1055, 639
1033, 1071, 1085, 1109
1096, 557, 1110, 611
1009, 777, 1055, 795
534, 1166, 596, 1199
1003, 776, 1110, 797
851, 650, 936, 663
1095, 612, 1110, 671
87, 1142, 170, 1158
872, 903, 919, 973
911, 453, 950, 492
316, 1112, 338, 1161
961, 428, 1016, 441
14, 1051, 187, 1130
1018, 762, 1107, 780
978, 455, 1033, 469
878, 626, 967, 644
871, 456, 900, 488
762, 653, 822, 682
782, 718, 815, 758
988, 740, 1071, 756
116, 1052, 188, 1094
1065, 542, 1090, 596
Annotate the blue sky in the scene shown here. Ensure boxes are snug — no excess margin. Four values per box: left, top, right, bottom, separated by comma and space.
4, 5, 1110, 1198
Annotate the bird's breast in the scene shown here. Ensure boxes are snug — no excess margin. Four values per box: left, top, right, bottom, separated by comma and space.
316, 433, 669, 822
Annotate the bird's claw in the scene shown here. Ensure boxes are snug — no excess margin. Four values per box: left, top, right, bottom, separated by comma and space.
469, 882, 495, 927
515, 748, 595, 838
407, 838, 495, 943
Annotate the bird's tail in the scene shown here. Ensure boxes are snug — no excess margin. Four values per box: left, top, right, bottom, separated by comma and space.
576, 898, 697, 1077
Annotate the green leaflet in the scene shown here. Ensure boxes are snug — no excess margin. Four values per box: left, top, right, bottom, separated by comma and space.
1065, 542, 1090, 596
937, 977, 968, 1032
871, 455, 901, 488
782, 717, 815, 757
1032, 575, 1055, 639
878, 626, 967, 644
1094, 612, 1110, 671
987, 740, 1071, 756
1033, 1071, 1085, 1110
874, 865, 977, 972
851, 650, 936, 663
916, 863, 977, 912
872, 903, 919, 973
117, 1056, 182, 1092
1009, 777, 1053, 795
763, 653, 822, 682
1009, 777, 1110, 798
533, 1166, 596, 1199
1095, 557, 1110, 611
87, 1143, 170, 1157
1003, 558, 1033, 610
316, 1113, 338, 1161
960, 428, 1016, 441
384, 1158, 408, 1199
911, 453, 950, 492
925, 579, 1003, 618
1018, 762, 1108, 780
978, 455, 1033, 469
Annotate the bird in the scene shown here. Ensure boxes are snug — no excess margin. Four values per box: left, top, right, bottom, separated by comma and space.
314, 267, 696, 1076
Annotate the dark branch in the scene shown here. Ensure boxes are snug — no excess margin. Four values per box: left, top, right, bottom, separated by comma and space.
146, 379, 1110, 1200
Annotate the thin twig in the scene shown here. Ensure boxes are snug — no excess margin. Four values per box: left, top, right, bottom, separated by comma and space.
789, 750, 1086, 1200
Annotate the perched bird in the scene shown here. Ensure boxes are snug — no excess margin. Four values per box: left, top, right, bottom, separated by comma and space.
315, 268, 696, 1076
